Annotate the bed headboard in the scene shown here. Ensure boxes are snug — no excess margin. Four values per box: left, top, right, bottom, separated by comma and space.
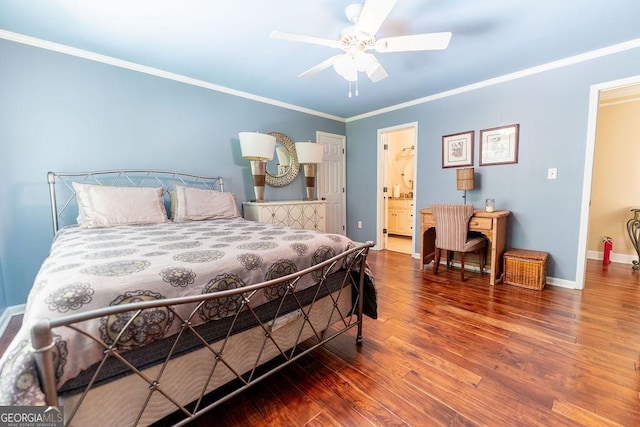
47, 170, 225, 233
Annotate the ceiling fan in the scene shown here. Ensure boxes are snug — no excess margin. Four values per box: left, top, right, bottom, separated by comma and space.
270, 0, 452, 96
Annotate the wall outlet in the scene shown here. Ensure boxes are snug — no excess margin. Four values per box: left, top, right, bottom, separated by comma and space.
357, 221, 363, 229
548, 168, 558, 180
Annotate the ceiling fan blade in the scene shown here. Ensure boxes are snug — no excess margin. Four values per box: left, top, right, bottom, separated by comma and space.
355, 0, 398, 36
367, 63, 388, 82
375, 32, 452, 52
270, 31, 343, 49
298, 55, 343, 78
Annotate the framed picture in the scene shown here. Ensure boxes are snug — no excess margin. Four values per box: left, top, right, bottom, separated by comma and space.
442, 131, 474, 168
479, 124, 520, 166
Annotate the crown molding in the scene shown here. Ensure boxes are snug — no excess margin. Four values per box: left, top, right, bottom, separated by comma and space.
2, 29, 639, 124
0, 29, 346, 123
347, 38, 640, 122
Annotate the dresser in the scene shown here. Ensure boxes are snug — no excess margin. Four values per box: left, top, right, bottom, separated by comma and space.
388, 198, 414, 236
420, 208, 510, 286
243, 200, 326, 232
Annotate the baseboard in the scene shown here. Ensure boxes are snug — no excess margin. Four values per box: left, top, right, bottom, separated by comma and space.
545, 277, 576, 289
0, 304, 26, 339
587, 250, 636, 265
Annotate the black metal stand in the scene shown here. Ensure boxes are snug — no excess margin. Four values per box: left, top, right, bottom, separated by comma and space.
626, 208, 640, 270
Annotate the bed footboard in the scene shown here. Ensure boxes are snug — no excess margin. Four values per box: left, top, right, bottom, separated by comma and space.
31, 241, 374, 426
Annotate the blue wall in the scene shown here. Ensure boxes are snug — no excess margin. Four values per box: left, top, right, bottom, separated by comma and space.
0, 38, 345, 307
346, 47, 640, 282
1, 36, 639, 310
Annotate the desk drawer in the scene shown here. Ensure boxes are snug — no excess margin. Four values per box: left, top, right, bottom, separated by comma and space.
469, 217, 492, 230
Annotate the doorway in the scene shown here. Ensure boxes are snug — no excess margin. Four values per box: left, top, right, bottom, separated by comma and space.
576, 75, 640, 289
377, 122, 418, 255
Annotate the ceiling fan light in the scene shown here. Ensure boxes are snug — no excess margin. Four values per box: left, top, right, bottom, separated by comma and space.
345, 3, 363, 24
354, 52, 378, 73
333, 55, 358, 81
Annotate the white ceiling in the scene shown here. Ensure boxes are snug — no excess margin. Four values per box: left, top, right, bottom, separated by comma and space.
1, 0, 640, 119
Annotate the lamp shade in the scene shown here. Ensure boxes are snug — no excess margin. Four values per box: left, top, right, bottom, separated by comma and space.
294, 142, 323, 164
239, 132, 276, 161
456, 167, 475, 191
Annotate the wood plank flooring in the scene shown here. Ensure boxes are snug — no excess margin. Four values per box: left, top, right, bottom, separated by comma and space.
3, 251, 640, 426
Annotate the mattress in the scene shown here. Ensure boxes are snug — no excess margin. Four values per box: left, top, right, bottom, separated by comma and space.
0, 217, 360, 405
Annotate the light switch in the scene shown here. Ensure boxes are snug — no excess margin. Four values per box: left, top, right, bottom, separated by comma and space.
548, 168, 558, 180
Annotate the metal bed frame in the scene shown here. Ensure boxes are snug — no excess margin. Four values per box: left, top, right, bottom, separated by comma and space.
32, 170, 373, 426
47, 170, 224, 233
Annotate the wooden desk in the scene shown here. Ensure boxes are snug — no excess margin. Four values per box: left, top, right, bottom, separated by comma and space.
420, 208, 510, 286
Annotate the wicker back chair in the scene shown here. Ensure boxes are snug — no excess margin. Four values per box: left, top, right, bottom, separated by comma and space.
430, 203, 487, 281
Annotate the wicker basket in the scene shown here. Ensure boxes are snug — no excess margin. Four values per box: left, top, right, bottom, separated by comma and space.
503, 249, 548, 290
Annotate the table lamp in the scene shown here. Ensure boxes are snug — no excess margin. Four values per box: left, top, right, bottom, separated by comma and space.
294, 142, 323, 200
456, 167, 474, 204
239, 132, 276, 202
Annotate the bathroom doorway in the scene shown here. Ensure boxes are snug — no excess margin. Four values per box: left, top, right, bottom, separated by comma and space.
377, 123, 417, 255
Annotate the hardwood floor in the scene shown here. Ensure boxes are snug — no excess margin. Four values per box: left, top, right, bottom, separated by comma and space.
3, 251, 640, 426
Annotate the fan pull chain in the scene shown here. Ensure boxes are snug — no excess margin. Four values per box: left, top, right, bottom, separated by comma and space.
348, 78, 360, 98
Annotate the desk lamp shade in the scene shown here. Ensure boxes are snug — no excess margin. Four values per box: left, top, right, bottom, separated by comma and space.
456, 167, 475, 204
239, 132, 276, 202
294, 142, 323, 200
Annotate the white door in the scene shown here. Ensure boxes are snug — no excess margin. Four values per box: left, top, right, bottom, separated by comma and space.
317, 131, 346, 235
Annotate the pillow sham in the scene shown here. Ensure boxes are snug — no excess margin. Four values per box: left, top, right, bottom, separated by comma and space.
73, 182, 168, 228
172, 185, 240, 222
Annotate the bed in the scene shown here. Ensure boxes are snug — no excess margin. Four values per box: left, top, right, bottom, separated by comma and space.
0, 170, 376, 426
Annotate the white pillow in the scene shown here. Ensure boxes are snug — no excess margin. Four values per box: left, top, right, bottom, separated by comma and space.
73, 182, 168, 228
172, 185, 240, 222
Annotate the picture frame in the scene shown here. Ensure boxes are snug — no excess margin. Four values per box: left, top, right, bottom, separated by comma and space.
479, 124, 519, 166
442, 131, 474, 168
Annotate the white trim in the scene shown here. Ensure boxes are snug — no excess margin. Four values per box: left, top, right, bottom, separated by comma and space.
576, 74, 640, 289
599, 97, 640, 107
0, 304, 25, 340
546, 277, 576, 290
587, 250, 636, 265
0, 29, 345, 123
347, 38, 640, 122
2, 28, 639, 124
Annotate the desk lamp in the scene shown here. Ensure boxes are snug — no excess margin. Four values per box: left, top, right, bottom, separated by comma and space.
456, 167, 475, 204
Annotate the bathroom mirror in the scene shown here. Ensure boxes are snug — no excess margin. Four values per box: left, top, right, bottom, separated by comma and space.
266, 131, 299, 187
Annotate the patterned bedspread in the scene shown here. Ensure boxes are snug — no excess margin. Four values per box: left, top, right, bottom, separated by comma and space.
0, 217, 361, 405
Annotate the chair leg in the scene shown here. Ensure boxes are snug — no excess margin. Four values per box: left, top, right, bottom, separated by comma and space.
460, 252, 466, 281
434, 248, 441, 275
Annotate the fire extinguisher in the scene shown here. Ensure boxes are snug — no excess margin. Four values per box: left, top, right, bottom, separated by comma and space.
603, 236, 613, 265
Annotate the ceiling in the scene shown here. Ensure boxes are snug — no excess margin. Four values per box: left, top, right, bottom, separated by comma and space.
1, 0, 640, 119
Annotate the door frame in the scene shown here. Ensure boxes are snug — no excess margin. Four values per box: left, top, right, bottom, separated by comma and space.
576, 74, 640, 289
376, 122, 418, 253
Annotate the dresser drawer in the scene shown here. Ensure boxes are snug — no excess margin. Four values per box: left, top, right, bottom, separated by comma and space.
469, 217, 492, 230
